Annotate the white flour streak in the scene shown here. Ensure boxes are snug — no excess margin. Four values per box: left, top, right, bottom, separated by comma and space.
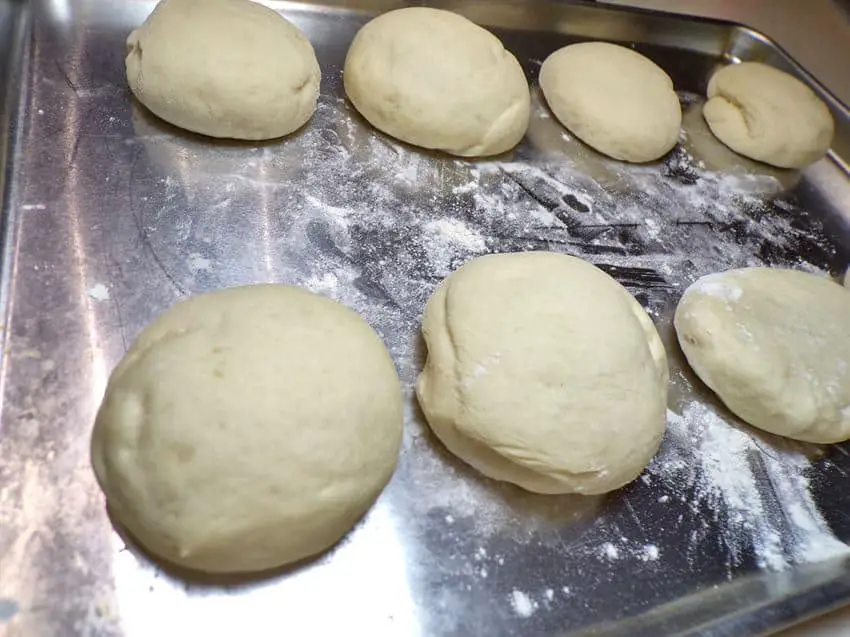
649, 402, 849, 571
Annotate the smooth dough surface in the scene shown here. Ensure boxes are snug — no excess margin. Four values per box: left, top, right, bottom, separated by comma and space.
703, 62, 834, 169
674, 268, 850, 443
126, 0, 321, 140
539, 42, 682, 162
416, 252, 669, 495
91, 285, 403, 573
343, 7, 530, 157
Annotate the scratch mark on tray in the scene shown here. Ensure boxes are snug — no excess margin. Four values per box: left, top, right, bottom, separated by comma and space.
54, 60, 79, 97
129, 207, 186, 298
111, 294, 129, 352
68, 121, 84, 169
622, 495, 648, 542
497, 166, 560, 212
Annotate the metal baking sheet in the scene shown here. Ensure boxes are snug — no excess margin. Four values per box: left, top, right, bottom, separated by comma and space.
2, 1, 850, 635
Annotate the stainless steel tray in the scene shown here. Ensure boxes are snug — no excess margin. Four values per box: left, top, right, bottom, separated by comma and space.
2, 1, 850, 636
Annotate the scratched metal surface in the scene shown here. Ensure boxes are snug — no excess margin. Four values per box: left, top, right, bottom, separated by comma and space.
1, 1, 850, 636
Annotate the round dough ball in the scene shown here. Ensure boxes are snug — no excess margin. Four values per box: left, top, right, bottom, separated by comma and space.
674, 268, 850, 443
343, 7, 530, 157
91, 285, 403, 573
539, 42, 682, 163
126, 0, 321, 140
416, 252, 669, 495
703, 62, 834, 169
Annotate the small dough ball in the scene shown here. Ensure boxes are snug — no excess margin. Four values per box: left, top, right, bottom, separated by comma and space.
91, 285, 403, 573
126, 0, 321, 140
539, 42, 681, 162
343, 7, 530, 157
416, 252, 669, 495
703, 62, 834, 169
674, 268, 850, 443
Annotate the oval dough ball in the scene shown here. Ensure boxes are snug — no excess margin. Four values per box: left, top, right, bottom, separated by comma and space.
126, 0, 321, 140
703, 62, 834, 169
91, 285, 403, 573
539, 42, 682, 163
416, 252, 669, 495
674, 268, 850, 443
343, 7, 530, 157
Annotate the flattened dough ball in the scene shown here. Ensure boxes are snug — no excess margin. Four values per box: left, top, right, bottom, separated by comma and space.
539, 42, 681, 162
91, 285, 403, 573
416, 252, 669, 495
126, 0, 321, 140
703, 63, 834, 169
675, 268, 850, 443
343, 7, 530, 157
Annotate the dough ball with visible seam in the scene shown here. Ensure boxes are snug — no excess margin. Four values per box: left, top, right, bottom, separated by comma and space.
702, 62, 834, 169
675, 268, 850, 443
416, 252, 669, 495
343, 7, 530, 157
126, 0, 320, 140
539, 42, 682, 162
91, 284, 403, 573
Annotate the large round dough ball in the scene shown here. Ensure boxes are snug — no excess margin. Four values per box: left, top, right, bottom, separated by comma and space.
539, 42, 682, 163
703, 62, 834, 169
416, 252, 669, 495
343, 7, 530, 157
126, 0, 321, 140
91, 285, 403, 573
674, 268, 850, 443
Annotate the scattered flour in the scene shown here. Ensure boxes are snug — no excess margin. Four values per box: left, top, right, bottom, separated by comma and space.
87, 283, 110, 301
509, 589, 536, 618
648, 402, 849, 571
688, 272, 743, 302
117, 92, 847, 628
601, 542, 620, 560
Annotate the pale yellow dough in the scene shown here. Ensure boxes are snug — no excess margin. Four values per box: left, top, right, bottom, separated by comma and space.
417, 252, 668, 495
703, 62, 834, 169
126, 0, 320, 140
91, 285, 403, 573
675, 268, 850, 443
344, 7, 530, 157
539, 42, 682, 162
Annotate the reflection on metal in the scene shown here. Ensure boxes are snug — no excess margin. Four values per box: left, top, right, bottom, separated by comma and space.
1, 1, 850, 637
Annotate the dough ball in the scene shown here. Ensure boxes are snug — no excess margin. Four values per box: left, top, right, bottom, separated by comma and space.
343, 7, 530, 157
674, 268, 850, 443
539, 42, 681, 163
416, 252, 669, 495
126, 0, 321, 140
91, 285, 403, 573
703, 62, 834, 169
